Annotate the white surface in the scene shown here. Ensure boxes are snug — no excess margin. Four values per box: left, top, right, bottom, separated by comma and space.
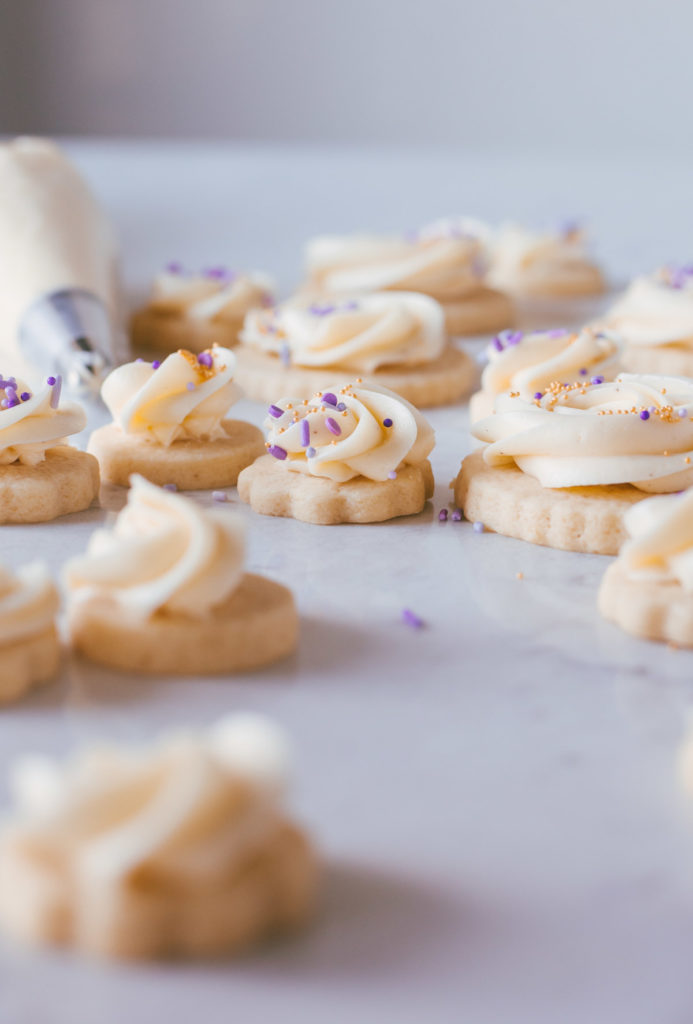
2, 141, 693, 1024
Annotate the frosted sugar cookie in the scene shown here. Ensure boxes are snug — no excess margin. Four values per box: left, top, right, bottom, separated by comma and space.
488, 221, 606, 299
598, 489, 693, 645
131, 262, 274, 354
238, 380, 434, 524
237, 291, 475, 407
469, 326, 622, 422
65, 475, 298, 673
601, 265, 693, 377
0, 562, 59, 704
0, 373, 98, 522
454, 373, 693, 554
0, 714, 317, 958
88, 346, 264, 489
303, 218, 514, 336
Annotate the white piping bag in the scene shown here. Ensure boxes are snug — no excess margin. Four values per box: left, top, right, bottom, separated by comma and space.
0, 137, 126, 396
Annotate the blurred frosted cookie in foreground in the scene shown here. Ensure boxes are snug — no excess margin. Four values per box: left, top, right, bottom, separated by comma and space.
237, 291, 475, 407
303, 219, 514, 336
469, 325, 622, 423
0, 562, 60, 704
600, 265, 693, 377
454, 374, 693, 555
0, 372, 99, 523
88, 346, 264, 489
598, 489, 693, 647
238, 381, 434, 524
0, 714, 317, 959
130, 263, 274, 355
65, 476, 298, 673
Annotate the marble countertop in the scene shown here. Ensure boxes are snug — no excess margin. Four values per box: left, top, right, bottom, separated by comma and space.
2, 140, 693, 1024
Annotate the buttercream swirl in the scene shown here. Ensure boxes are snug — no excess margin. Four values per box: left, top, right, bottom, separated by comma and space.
263, 380, 434, 483
0, 562, 58, 647
603, 267, 693, 346
478, 326, 622, 402
149, 265, 274, 323
0, 375, 85, 466
473, 373, 693, 492
304, 218, 488, 300
101, 346, 241, 446
2, 714, 293, 885
488, 222, 603, 295
64, 475, 245, 618
241, 292, 445, 373
615, 489, 693, 588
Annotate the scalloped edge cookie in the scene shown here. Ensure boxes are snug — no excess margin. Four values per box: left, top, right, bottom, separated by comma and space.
452, 449, 647, 554
88, 420, 265, 490
68, 572, 297, 674
598, 562, 693, 647
620, 344, 693, 378
0, 819, 317, 959
440, 287, 515, 337
238, 455, 434, 524
0, 448, 100, 524
0, 627, 60, 705
233, 345, 475, 408
130, 307, 243, 355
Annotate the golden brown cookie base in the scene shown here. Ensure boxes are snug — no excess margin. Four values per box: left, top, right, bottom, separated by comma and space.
88, 420, 265, 490
453, 449, 646, 554
0, 627, 60, 705
441, 287, 515, 337
68, 573, 297, 675
598, 562, 693, 647
233, 344, 475, 408
130, 308, 242, 355
620, 344, 693, 378
0, 448, 99, 524
509, 266, 606, 299
238, 455, 434, 524
0, 821, 317, 959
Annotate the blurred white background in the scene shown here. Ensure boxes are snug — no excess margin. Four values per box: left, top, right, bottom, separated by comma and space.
0, 0, 689, 155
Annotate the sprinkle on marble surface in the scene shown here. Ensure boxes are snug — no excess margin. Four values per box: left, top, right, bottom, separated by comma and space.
212, 491, 228, 502
163, 483, 178, 492
451, 508, 463, 521
401, 608, 424, 630
438, 509, 448, 522
473, 521, 485, 533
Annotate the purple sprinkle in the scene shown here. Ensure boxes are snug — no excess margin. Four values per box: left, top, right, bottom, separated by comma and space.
197, 351, 213, 367
438, 509, 448, 522
451, 508, 463, 521
300, 419, 310, 447
640, 410, 650, 421
336, 402, 347, 412
309, 303, 335, 317
533, 392, 543, 401
591, 375, 604, 385
135, 357, 144, 363
321, 392, 338, 406
152, 360, 161, 370
163, 483, 178, 492
388, 470, 397, 480
203, 265, 234, 281
325, 416, 341, 436
268, 404, 283, 418
579, 368, 588, 375
280, 343, 291, 367
401, 608, 424, 630
306, 446, 317, 458
502, 330, 524, 346
46, 376, 56, 386
342, 300, 359, 310
165, 261, 183, 274
546, 328, 567, 339
473, 521, 485, 533
20, 392, 30, 402
383, 417, 393, 427
492, 337, 504, 352
268, 444, 287, 460
678, 407, 688, 418
212, 491, 228, 502
186, 381, 195, 391
49, 374, 62, 409
649, 406, 657, 414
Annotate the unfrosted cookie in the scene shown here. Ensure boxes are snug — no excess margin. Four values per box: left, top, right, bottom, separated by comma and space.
238, 380, 435, 524
0, 714, 317, 958
65, 476, 298, 675
0, 562, 60, 704
0, 448, 99, 523
88, 346, 264, 490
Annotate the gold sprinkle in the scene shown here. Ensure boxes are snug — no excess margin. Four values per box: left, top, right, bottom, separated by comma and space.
516, 572, 524, 581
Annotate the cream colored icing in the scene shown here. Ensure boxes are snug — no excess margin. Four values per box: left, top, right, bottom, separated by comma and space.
473, 373, 693, 492
64, 475, 246, 619
488, 222, 601, 293
616, 489, 693, 588
150, 266, 274, 323
478, 326, 622, 402
101, 346, 241, 446
603, 268, 693, 347
241, 292, 445, 373
0, 562, 58, 648
263, 380, 434, 483
0, 375, 85, 466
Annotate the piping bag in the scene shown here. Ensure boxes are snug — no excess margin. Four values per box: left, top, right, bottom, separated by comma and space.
0, 137, 126, 399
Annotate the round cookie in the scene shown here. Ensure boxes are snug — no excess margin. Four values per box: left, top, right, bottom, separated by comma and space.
598, 562, 693, 646
130, 307, 243, 356
88, 419, 264, 490
0, 448, 99, 524
69, 573, 297, 675
440, 287, 515, 337
453, 449, 647, 555
239, 455, 434, 525
0, 628, 60, 705
234, 345, 475, 408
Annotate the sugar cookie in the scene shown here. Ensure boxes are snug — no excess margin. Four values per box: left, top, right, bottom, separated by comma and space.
0, 563, 60, 704
487, 221, 606, 298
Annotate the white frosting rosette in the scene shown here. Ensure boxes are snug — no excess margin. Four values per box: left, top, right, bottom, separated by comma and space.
304, 218, 489, 300
64, 475, 246, 619
149, 264, 274, 323
604, 267, 693, 347
473, 373, 693, 493
616, 489, 693, 588
487, 222, 603, 294
241, 292, 446, 373
263, 381, 435, 483
0, 374, 85, 466
0, 563, 58, 647
101, 346, 241, 446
